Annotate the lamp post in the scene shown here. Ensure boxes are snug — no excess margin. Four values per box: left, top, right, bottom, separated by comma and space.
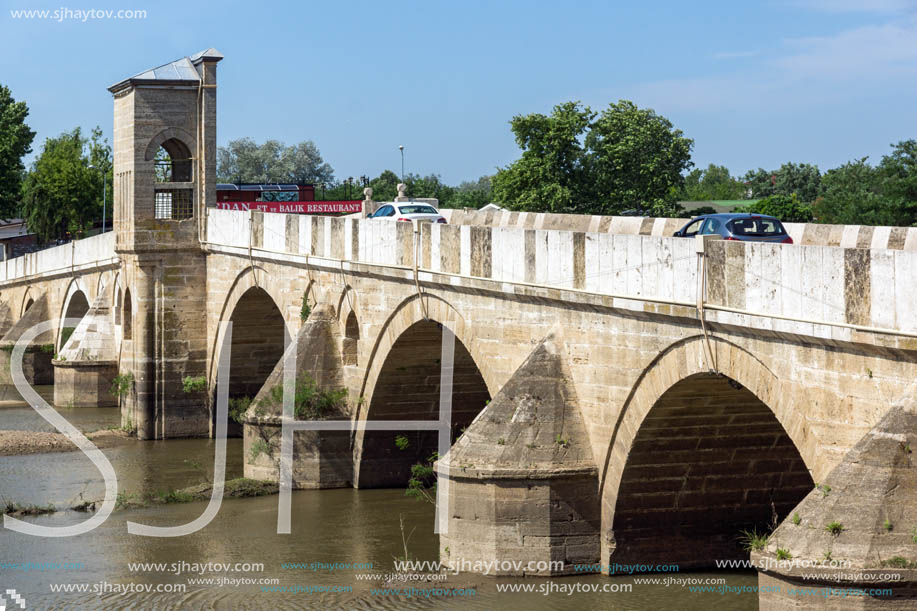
89, 164, 107, 234
399, 145, 404, 184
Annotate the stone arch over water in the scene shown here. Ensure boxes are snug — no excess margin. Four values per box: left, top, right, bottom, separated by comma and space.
600, 336, 815, 570
354, 295, 492, 488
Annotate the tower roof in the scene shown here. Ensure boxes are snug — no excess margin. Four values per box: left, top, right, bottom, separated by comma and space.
108, 48, 223, 93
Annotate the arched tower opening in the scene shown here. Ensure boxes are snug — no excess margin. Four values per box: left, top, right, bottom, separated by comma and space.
153, 139, 193, 220
357, 319, 490, 488
609, 373, 813, 568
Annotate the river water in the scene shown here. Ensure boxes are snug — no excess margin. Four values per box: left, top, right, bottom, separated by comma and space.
0, 388, 759, 610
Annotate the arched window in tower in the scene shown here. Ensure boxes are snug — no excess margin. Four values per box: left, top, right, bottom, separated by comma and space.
153, 138, 194, 220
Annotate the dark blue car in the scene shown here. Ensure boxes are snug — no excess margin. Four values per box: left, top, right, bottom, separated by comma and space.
673, 213, 793, 244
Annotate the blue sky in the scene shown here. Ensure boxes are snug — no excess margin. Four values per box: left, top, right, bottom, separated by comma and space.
2, 0, 916, 184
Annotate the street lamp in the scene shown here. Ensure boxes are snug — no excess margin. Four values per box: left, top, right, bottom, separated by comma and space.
399, 145, 404, 184
89, 164, 107, 234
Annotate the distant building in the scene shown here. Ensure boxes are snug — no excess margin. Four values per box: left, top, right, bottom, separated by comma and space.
0, 219, 38, 260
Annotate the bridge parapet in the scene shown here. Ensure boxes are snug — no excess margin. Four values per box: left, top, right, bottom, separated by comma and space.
0, 232, 116, 285
206, 209, 917, 350
439, 207, 917, 251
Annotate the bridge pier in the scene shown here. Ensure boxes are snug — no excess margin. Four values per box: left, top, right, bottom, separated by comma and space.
242, 305, 353, 488
0, 294, 55, 386
52, 282, 118, 407
439, 331, 601, 575
752, 404, 917, 609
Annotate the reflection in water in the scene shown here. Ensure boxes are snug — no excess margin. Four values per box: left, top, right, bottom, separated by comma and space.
0, 387, 758, 610
0, 385, 121, 433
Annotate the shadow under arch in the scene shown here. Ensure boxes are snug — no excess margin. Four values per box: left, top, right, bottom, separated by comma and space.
57, 278, 91, 350
210, 267, 290, 437
353, 293, 493, 488
599, 335, 816, 569
208, 265, 289, 387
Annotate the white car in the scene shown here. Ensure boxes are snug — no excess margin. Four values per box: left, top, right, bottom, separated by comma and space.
368, 203, 447, 224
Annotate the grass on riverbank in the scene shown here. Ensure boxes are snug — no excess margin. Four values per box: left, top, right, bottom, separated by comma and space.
2, 500, 56, 517
26, 478, 279, 515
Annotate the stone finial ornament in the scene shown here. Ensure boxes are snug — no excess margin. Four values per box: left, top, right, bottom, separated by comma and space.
363, 187, 373, 201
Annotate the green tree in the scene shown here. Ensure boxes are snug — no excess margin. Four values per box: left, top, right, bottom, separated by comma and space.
682, 164, 745, 201
492, 100, 693, 216
452, 175, 493, 209
585, 100, 694, 215
492, 101, 594, 213
0, 84, 36, 217
877, 140, 917, 226
21, 127, 110, 242
217, 137, 334, 184
817, 158, 886, 225
743, 163, 821, 202
735, 194, 814, 222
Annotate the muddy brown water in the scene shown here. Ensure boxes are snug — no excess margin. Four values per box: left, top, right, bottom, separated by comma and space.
0, 387, 758, 609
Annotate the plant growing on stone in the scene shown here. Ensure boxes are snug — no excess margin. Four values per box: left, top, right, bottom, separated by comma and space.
881, 557, 915, 569
826, 521, 845, 536
248, 439, 271, 464
300, 292, 312, 322
266, 374, 347, 420
912, 527, 917, 544
884, 519, 893, 532
739, 528, 769, 552
109, 372, 133, 398
394, 435, 410, 450
181, 375, 207, 393
816, 483, 832, 497
776, 548, 792, 561
39, 343, 54, 354
406, 452, 439, 504
555, 434, 569, 448
497, 438, 505, 445
228, 397, 252, 424
792, 513, 801, 526
59, 326, 76, 348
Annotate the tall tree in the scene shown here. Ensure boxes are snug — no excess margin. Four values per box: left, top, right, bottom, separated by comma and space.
585, 100, 694, 216
452, 175, 493, 209
877, 139, 917, 226
492, 100, 693, 216
217, 137, 334, 185
682, 164, 745, 201
492, 102, 594, 213
21, 127, 110, 242
743, 163, 821, 202
817, 158, 886, 225
0, 84, 36, 217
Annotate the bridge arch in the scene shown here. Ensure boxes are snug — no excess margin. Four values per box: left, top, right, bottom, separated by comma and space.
211, 267, 291, 435
600, 336, 815, 568
20, 287, 37, 318
336, 286, 359, 366
57, 278, 91, 350
354, 294, 494, 488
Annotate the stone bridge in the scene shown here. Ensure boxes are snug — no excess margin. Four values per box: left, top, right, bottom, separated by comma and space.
2, 49, 914, 607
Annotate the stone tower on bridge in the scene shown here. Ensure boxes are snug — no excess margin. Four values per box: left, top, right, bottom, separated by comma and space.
107, 48, 222, 439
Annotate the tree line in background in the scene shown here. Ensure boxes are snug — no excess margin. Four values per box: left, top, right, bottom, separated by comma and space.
2, 81, 916, 243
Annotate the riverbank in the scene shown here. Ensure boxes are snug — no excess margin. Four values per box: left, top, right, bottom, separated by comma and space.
0, 428, 133, 456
